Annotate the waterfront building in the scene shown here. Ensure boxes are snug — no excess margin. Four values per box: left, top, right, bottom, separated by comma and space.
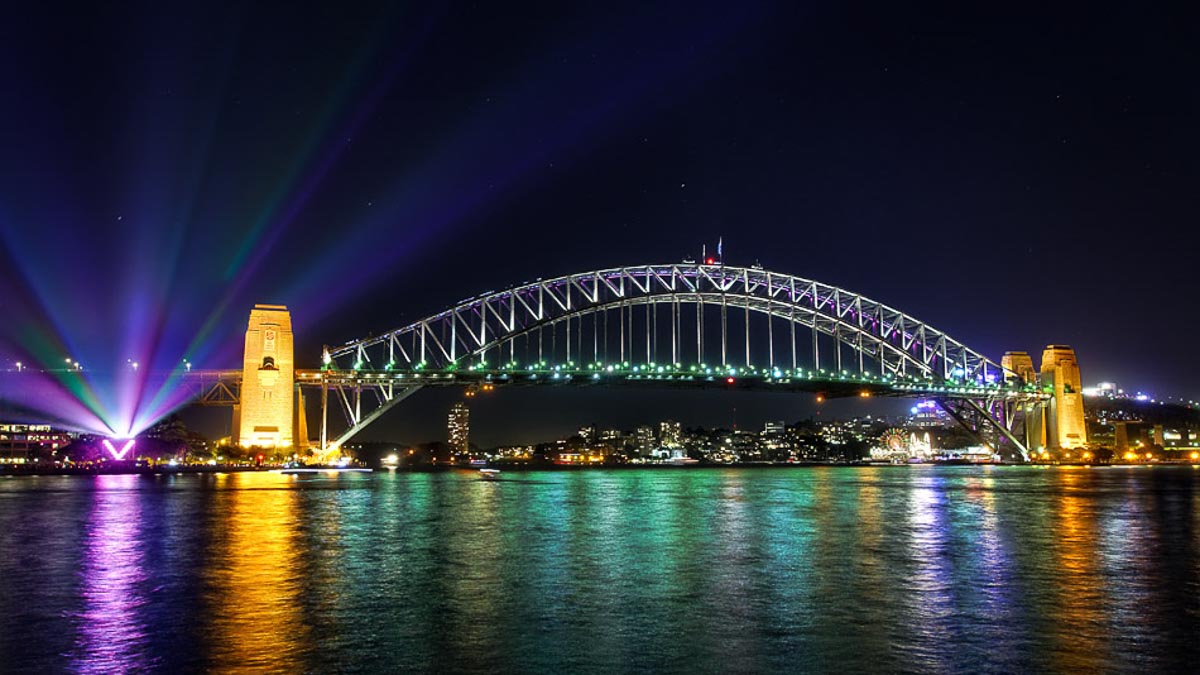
448, 402, 470, 453
726, 430, 762, 460
659, 420, 681, 448
0, 423, 73, 463
634, 425, 655, 457
599, 428, 623, 443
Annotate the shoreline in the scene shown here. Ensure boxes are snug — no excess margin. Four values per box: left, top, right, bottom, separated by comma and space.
3, 461, 1195, 476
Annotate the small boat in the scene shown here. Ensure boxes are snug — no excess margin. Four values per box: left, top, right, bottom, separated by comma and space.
278, 467, 373, 475
479, 468, 501, 480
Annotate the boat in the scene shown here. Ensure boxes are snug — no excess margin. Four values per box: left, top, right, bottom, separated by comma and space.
479, 468, 501, 480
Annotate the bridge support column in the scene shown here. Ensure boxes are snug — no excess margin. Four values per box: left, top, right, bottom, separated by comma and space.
1114, 422, 1129, 453
936, 398, 1031, 462
320, 377, 328, 452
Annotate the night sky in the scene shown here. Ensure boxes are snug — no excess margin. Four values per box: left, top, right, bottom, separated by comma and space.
2, 2, 1197, 446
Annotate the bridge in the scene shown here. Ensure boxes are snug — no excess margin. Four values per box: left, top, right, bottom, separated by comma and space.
188, 262, 1057, 460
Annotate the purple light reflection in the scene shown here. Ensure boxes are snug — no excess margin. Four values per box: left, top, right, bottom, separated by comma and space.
71, 475, 152, 672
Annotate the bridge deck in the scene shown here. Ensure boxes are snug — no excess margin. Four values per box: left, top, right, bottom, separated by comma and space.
298, 368, 1045, 401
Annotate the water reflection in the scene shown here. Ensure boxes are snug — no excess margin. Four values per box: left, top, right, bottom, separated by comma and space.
202, 472, 308, 670
4, 466, 1200, 672
1048, 468, 1109, 670
72, 474, 151, 672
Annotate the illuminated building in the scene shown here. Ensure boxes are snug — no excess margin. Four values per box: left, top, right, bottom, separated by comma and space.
909, 431, 933, 458
1040, 345, 1087, 449
235, 305, 295, 449
908, 400, 948, 428
0, 423, 72, 463
635, 425, 654, 456
1081, 381, 1118, 398
448, 402, 470, 453
763, 421, 786, 436
659, 420, 682, 448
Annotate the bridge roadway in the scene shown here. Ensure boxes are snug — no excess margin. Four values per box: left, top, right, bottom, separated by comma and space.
317, 367, 1044, 400
182, 363, 1045, 458
186, 366, 1045, 402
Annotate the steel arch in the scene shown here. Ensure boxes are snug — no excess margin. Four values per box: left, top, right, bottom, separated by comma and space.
327, 263, 1005, 383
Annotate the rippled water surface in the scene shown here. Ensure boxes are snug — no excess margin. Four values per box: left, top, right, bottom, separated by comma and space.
2, 467, 1199, 673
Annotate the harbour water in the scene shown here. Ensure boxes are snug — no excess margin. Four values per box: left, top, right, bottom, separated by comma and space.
1, 466, 1198, 672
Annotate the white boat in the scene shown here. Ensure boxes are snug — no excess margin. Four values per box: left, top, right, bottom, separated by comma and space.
278, 467, 373, 475
479, 468, 501, 480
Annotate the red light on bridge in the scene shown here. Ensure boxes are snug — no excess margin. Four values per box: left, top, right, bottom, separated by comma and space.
706, 257, 716, 265
726, 377, 735, 384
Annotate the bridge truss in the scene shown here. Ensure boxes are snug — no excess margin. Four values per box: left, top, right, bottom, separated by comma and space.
319, 263, 1047, 458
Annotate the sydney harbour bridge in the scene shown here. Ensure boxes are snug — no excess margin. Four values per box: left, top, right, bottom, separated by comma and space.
185, 261, 1073, 461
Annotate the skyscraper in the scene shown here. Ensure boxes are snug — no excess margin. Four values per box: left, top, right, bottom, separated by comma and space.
448, 401, 470, 453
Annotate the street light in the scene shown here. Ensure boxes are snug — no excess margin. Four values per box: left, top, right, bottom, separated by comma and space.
14, 361, 22, 372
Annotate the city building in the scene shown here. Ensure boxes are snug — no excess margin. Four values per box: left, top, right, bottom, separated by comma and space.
599, 428, 623, 443
234, 304, 295, 449
0, 423, 72, 463
659, 420, 682, 448
1082, 381, 1118, 397
448, 402, 470, 453
908, 401, 949, 428
634, 425, 655, 457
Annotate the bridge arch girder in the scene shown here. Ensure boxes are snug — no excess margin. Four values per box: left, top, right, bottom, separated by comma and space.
327, 263, 1005, 385
465, 294, 939, 380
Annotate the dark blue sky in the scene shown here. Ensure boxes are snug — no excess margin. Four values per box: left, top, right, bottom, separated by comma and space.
2, 2, 1197, 444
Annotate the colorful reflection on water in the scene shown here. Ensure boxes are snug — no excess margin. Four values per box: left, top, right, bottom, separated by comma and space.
72, 474, 151, 672
1, 466, 1199, 672
201, 472, 309, 671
